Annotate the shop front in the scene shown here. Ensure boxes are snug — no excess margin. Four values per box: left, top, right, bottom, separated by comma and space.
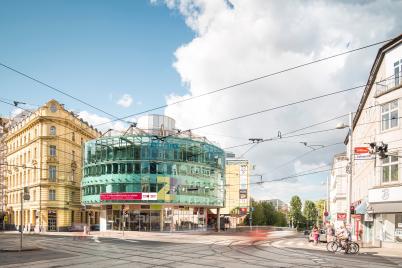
368, 186, 402, 247
100, 204, 208, 232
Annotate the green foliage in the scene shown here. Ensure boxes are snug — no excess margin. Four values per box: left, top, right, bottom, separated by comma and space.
244, 200, 288, 227
303, 200, 318, 227
315, 199, 326, 224
289, 195, 303, 228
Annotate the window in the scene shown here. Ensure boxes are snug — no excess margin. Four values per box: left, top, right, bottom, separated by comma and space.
395, 60, 402, 87
50, 126, 56, 136
49, 166, 57, 182
49, 189, 56, 201
72, 132, 75, 142
72, 150, 75, 161
50, 145, 57, 157
381, 100, 398, 131
382, 155, 399, 183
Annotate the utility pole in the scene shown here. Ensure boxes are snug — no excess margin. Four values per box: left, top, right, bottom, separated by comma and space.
346, 112, 353, 225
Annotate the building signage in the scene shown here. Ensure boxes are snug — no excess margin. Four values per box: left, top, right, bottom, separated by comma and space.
337, 213, 347, 220
239, 207, 248, 215
239, 165, 248, 190
368, 186, 402, 203
100, 192, 158, 201
354, 147, 373, 160
100, 193, 142, 201
239, 189, 247, 199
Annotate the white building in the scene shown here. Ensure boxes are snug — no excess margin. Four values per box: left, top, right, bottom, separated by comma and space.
349, 34, 402, 247
329, 152, 348, 228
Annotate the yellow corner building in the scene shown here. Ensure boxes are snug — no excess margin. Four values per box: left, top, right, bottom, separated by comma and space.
4, 100, 100, 231
221, 157, 251, 228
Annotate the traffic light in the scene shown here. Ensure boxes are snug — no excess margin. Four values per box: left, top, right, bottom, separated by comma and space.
378, 142, 388, 159
350, 206, 355, 215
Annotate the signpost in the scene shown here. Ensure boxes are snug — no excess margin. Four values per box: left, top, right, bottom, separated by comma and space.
354, 147, 373, 160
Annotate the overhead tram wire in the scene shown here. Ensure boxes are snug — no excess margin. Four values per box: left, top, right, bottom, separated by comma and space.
3, 75, 395, 146
54, 37, 395, 125
1, 37, 393, 131
0, 63, 131, 125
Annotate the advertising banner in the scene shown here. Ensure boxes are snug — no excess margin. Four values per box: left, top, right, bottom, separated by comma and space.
100, 193, 142, 201
239, 165, 248, 190
239, 207, 248, 215
100, 192, 159, 201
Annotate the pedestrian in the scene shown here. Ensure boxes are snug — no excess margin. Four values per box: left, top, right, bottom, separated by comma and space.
312, 225, 319, 246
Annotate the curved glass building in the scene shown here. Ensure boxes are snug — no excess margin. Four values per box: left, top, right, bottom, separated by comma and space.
82, 115, 225, 231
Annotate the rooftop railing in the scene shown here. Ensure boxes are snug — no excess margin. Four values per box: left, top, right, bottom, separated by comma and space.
375, 71, 402, 97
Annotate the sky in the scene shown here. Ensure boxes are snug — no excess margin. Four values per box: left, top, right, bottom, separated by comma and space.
1, 0, 402, 203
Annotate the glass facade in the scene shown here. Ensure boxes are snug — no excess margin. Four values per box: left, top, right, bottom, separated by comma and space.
82, 135, 225, 207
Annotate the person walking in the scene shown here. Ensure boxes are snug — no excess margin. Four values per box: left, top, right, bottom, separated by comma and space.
312, 225, 319, 246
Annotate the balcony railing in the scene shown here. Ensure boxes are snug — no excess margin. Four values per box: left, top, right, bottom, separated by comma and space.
375, 71, 402, 97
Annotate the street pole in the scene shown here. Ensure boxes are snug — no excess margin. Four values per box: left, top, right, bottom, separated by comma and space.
249, 206, 252, 231
20, 192, 23, 252
326, 176, 330, 223
346, 112, 353, 225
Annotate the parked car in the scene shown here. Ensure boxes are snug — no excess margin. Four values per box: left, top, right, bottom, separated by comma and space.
308, 229, 327, 243
90, 224, 100, 231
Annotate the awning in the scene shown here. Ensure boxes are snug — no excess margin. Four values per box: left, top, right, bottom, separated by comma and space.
355, 201, 368, 214
368, 202, 402, 213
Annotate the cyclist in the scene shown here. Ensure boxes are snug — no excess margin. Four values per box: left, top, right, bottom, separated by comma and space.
336, 225, 350, 254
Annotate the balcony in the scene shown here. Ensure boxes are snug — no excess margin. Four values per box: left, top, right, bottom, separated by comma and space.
374, 72, 402, 97
46, 156, 58, 163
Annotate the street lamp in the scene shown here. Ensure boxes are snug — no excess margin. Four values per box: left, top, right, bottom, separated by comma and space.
336, 112, 353, 225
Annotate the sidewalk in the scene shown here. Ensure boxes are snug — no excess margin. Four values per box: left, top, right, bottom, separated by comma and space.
271, 237, 402, 258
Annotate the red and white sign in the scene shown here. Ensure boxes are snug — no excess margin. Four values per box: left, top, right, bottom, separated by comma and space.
142, 192, 157, 201
100, 193, 142, 201
337, 213, 347, 220
354, 147, 372, 160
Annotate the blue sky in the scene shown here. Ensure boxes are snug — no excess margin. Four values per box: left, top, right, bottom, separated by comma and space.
0, 0, 191, 117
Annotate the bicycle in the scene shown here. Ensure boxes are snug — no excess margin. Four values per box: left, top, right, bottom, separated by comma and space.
326, 238, 359, 254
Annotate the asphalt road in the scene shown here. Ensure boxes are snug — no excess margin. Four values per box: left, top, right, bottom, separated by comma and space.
0, 231, 401, 268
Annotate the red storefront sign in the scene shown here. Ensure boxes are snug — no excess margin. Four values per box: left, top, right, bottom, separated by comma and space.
100, 192, 142, 201
239, 208, 248, 215
337, 213, 347, 220
354, 147, 369, 154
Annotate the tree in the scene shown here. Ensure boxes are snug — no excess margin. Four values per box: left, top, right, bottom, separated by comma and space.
244, 200, 287, 226
303, 200, 318, 228
315, 199, 326, 224
289, 195, 303, 228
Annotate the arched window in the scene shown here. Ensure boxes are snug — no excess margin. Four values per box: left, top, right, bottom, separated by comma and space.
50, 126, 56, 136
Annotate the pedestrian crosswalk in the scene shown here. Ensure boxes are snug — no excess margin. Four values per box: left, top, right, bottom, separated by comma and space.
272, 237, 327, 251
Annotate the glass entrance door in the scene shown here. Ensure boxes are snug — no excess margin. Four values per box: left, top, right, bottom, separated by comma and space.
48, 210, 57, 231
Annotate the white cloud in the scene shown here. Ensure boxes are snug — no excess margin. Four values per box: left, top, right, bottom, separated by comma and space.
78, 110, 128, 135
116, 94, 133, 108
161, 0, 402, 202
11, 108, 24, 117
